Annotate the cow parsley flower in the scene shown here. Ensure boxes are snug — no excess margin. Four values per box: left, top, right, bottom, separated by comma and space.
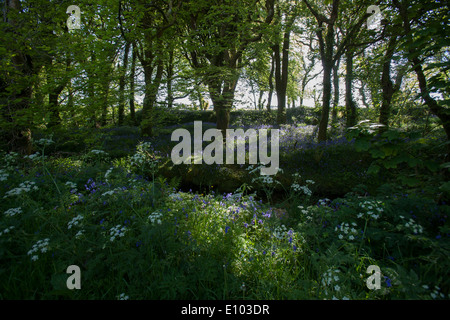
117, 293, 129, 300
148, 212, 163, 225
4, 207, 23, 217
0, 169, 10, 181
65, 181, 77, 190
23, 152, 41, 162
109, 225, 127, 242
27, 238, 50, 261
101, 190, 116, 197
4, 181, 39, 198
358, 200, 384, 220
335, 222, 359, 241
0, 226, 15, 236
68, 215, 84, 229
35, 138, 54, 147
75, 230, 84, 239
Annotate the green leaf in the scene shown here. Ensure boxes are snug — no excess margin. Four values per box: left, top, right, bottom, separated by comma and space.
369, 148, 385, 159
384, 156, 404, 169
380, 145, 397, 157
406, 157, 421, 168
424, 160, 439, 173
440, 162, 450, 169
382, 130, 400, 141
439, 181, 450, 193
399, 175, 420, 187
354, 138, 371, 152
367, 164, 380, 175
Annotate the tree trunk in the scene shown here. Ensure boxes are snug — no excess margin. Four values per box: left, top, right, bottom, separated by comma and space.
345, 50, 357, 127
3, 0, 33, 154
167, 48, 174, 109
360, 81, 369, 109
129, 43, 137, 126
275, 30, 290, 125
67, 80, 76, 125
141, 58, 164, 136
87, 51, 97, 127
118, 41, 130, 126
332, 58, 340, 124
317, 22, 336, 142
267, 51, 275, 111
207, 70, 238, 134
318, 61, 333, 141
258, 90, 265, 110
394, 0, 450, 141
379, 36, 397, 127
100, 69, 111, 127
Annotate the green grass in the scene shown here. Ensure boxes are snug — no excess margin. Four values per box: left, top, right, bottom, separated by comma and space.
0, 137, 449, 300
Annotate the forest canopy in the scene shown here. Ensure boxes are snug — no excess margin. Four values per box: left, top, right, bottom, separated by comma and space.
0, 0, 449, 149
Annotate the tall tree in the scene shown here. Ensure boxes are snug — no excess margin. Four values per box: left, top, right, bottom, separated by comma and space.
331, 57, 341, 124
303, 0, 373, 140
129, 43, 137, 126
392, 0, 450, 142
378, 33, 406, 128
271, 0, 301, 124
119, 0, 181, 135
181, 0, 275, 133
0, 0, 39, 153
118, 41, 130, 126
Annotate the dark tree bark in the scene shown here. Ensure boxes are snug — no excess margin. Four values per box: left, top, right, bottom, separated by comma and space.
2, 0, 34, 153
167, 48, 175, 109
379, 35, 403, 128
303, 0, 340, 141
317, 20, 337, 141
274, 29, 291, 125
267, 51, 275, 111
331, 58, 340, 124
345, 50, 357, 127
129, 43, 137, 126
141, 57, 164, 136
118, 41, 130, 126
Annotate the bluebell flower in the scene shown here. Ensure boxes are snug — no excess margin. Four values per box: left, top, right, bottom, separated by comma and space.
225, 226, 230, 234
384, 276, 392, 288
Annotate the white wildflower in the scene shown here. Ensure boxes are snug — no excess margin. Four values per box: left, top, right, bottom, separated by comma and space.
0, 169, 10, 181
4, 207, 23, 217
109, 225, 127, 242
35, 138, 54, 147
148, 212, 163, 225
4, 181, 38, 198
117, 293, 129, 300
65, 181, 77, 190
68, 215, 84, 230
28, 238, 50, 261
75, 230, 84, 239
0, 226, 15, 236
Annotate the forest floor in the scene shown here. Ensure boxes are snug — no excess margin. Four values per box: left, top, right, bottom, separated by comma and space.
1, 111, 449, 300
